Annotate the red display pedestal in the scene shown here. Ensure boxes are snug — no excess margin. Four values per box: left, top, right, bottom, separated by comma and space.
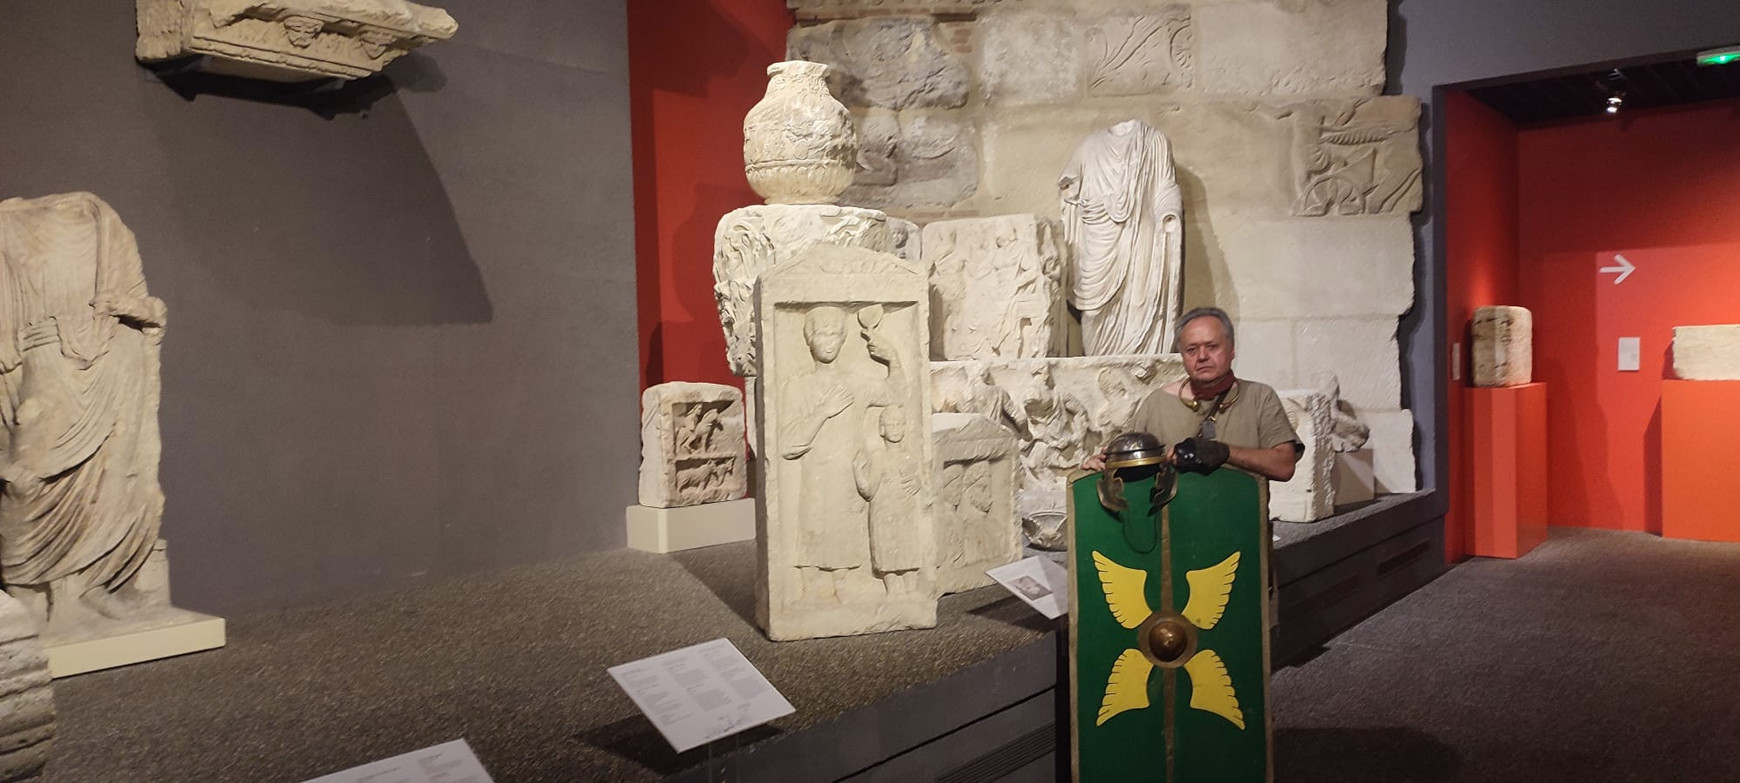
1662, 380, 1740, 543
1468, 383, 1548, 558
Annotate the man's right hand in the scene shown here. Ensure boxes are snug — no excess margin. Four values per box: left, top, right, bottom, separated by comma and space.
1081, 448, 1107, 472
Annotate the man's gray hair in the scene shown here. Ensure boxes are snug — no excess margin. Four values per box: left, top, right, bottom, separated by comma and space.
1173, 306, 1235, 351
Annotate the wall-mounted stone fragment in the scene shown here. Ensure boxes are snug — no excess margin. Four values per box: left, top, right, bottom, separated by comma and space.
137, 0, 457, 82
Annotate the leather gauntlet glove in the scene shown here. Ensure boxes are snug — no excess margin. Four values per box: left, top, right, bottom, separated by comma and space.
1172, 437, 1230, 475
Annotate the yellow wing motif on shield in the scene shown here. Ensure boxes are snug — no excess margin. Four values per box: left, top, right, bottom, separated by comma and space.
1097, 648, 1153, 726
1182, 552, 1240, 630
1092, 551, 1151, 629
1182, 649, 1245, 729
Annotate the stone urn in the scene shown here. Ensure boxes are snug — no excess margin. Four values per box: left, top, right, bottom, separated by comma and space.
0, 595, 53, 781
743, 60, 857, 205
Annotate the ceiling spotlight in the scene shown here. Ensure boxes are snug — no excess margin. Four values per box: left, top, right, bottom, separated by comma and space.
1600, 70, 1626, 116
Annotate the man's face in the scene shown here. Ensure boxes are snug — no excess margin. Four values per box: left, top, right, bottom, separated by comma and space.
806, 308, 847, 363
1179, 316, 1234, 385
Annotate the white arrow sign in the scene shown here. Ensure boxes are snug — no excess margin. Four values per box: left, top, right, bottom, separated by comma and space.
1601, 254, 1636, 285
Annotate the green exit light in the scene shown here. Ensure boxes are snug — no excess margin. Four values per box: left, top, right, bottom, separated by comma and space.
1697, 47, 1740, 66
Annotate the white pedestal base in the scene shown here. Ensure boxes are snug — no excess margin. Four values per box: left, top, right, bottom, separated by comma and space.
626, 498, 756, 554
44, 608, 226, 678
1334, 449, 1376, 505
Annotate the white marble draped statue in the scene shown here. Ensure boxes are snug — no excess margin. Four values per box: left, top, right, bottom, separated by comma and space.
0, 193, 168, 634
1059, 120, 1184, 355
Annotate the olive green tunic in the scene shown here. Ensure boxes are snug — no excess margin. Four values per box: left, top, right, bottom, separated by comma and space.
1127, 379, 1303, 473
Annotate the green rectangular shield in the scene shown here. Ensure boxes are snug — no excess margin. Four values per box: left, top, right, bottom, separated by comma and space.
1068, 469, 1273, 782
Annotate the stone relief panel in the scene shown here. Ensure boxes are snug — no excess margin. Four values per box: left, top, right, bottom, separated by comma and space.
978, 12, 1082, 106
0, 193, 178, 640
713, 204, 892, 378
639, 382, 747, 509
1274, 384, 1335, 523
844, 112, 980, 210
0, 594, 52, 780
932, 413, 1019, 595
1085, 8, 1194, 97
1194, 0, 1386, 97
756, 244, 936, 641
788, 17, 969, 110
136, 0, 458, 82
932, 355, 1186, 549
1290, 97, 1423, 218
887, 217, 922, 264
922, 215, 1067, 361
1472, 306, 1533, 388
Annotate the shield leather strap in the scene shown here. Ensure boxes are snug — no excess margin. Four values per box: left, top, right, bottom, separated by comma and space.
1067, 469, 1273, 782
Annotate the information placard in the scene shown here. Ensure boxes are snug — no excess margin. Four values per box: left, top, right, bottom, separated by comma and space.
303, 739, 493, 783
608, 638, 795, 753
987, 556, 1070, 619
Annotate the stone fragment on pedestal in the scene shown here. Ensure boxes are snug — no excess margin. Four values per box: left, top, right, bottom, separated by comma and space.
757, 244, 936, 640
1273, 387, 1334, 522
923, 215, 1067, 361
1472, 306, 1533, 387
0, 193, 224, 677
0, 595, 52, 781
1672, 325, 1740, 381
932, 355, 1187, 548
932, 414, 1019, 595
136, 0, 458, 82
714, 205, 893, 378
638, 382, 747, 508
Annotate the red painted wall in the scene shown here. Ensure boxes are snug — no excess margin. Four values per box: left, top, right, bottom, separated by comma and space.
629, 0, 793, 390
1442, 90, 1521, 561
1516, 98, 1740, 534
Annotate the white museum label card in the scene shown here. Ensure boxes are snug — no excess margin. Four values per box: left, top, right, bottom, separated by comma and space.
608, 637, 795, 753
987, 556, 1070, 619
1618, 336, 1641, 372
303, 739, 493, 783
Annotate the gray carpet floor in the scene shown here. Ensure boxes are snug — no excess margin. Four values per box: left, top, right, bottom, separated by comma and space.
45, 527, 1740, 782
1271, 527, 1740, 783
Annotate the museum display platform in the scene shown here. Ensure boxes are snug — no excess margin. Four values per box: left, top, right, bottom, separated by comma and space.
47, 491, 1437, 782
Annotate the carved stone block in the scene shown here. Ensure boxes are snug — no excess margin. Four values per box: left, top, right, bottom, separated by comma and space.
788, 0, 996, 21
1363, 409, 1416, 493
843, 111, 980, 210
639, 383, 747, 509
1085, 8, 1194, 97
978, 12, 1081, 106
923, 215, 1067, 361
788, 17, 968, 110
137, 0, 458, 82
713, 204, 892, 378
1272, 387, 1334, 522
1294, 317, 1402, 411
1671, 325, 1740, 381
1472, 306, 1533, 387
756, 244, 936, 640
1291, 97, 1423, 218
932, 413, 1019, 595
931, 355, 1187, 548
1195, 0, 1386, 97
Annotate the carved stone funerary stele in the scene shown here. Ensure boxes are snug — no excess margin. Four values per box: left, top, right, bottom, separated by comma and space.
923, 215, 1068, 361
932, 413, 1018, 595
1061, 120, 1185, 356
0, 194, 223, 674
136, 0, 458, 82
756, 244, 935, 641
639, 382, 747, 509
1472, 306, 1533, 388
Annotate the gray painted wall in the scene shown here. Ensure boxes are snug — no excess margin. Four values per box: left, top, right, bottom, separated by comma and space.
0, 0, 638, 613
1389, 0, 1740, 508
